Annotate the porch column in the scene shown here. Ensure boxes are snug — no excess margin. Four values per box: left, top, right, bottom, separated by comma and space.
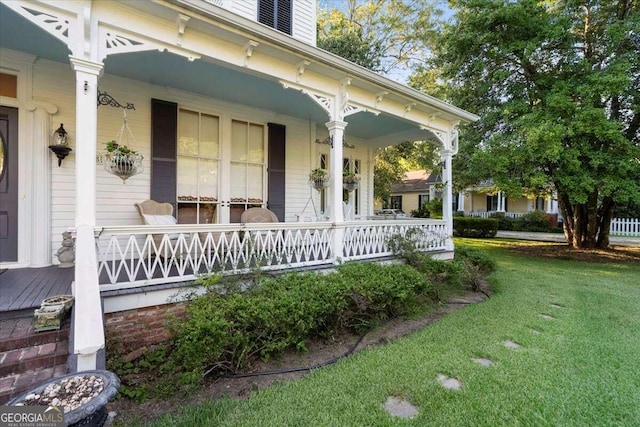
70, 57, 104, 371
326, 120, 347, 262
546, 197, 553, 213
29, 107, 53, 266
457, 192, 465, 213
442, 151, 454, 250
497, 192, 505, 212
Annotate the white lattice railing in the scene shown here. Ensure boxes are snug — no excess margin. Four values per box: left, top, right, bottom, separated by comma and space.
610, 218, 640, 236
95, 219, 448, 291
465, 211, 526, 219
342, 220, 448, 260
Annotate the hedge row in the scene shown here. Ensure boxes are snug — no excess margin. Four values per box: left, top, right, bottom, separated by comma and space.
453, 217, 498, 238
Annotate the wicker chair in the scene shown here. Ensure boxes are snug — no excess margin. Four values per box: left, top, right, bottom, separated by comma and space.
240, 207, 279, 223
134, 200, 179, 257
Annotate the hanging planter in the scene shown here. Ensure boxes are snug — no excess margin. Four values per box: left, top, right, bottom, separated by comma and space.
101, 111, 144, 183
342, 172, 361, 192
309, 168, 330, 191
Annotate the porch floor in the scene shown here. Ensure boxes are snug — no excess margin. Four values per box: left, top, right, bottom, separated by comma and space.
0, 266, 74, 319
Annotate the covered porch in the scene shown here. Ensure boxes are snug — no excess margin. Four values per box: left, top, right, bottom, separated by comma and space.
0, 0, 477, 371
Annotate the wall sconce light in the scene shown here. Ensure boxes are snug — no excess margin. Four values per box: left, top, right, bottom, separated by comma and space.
49, 123, 72, 167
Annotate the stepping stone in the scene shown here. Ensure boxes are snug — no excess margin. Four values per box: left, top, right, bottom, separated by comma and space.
540, 314, 555, 320
550, 304, 564, 309
529, 328, 541, 335
472, 357, 493, 366
503, 340, 521, 349
383, 396, 418, 419
437, 374, 462, 390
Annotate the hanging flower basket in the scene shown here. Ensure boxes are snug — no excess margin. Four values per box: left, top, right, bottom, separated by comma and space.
342, 173, 361, 192
309, 169, 330, 191
104, 151, 144, 183
100, 111, 144, 183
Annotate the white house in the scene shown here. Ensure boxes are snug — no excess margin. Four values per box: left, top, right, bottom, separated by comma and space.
0, 0, 477, 371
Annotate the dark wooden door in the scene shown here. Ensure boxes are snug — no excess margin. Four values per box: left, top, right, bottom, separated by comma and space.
0, 106, 18, 262
267, 123, 285, 221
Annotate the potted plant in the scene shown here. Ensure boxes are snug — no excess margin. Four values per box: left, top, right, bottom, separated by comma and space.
103, 141, 143, 182
8, 370, 120, 426
309, 168, 329, 191
342, 171, 361, 192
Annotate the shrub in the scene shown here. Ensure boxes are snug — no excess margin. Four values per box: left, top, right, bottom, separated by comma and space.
513, 211, 553, 232
490, 213, 514, 230
453, 217, 498, 238
337, 262, 432, 329
424, 198, 443, 218
411, 207, 430, 218
455, 246, 497, 273
165, 263, 435, 383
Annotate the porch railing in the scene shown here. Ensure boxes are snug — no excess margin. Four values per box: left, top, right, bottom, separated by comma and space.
464, 211, 526, 219
95, 219, 448, 292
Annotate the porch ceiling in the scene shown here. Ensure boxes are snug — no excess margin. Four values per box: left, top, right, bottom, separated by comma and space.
0, 2, 437, 143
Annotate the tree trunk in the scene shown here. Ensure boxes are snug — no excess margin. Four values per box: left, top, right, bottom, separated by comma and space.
557, 190, 612, 249
596, 196, 615, 249
557, 192, 575, 247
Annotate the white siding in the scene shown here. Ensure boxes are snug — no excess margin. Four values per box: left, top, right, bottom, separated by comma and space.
293, 0, 317, 46
221, 0, 257, 21
31, 59, 370, 263
206, 0, 317, 45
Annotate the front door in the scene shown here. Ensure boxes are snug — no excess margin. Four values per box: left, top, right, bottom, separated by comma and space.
0, 106, 18, 262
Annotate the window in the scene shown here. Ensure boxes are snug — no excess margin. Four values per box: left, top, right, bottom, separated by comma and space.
176, 109, 220, 224
229, 120, 265, 222
486, 194, 507, 212
535, 197, 545, 211
258, 0, 292, 35
390, 195, 402, 210
452, 192, 459, 212
418, 194, 430, 209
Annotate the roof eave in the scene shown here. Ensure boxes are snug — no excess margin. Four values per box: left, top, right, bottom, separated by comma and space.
162, 0, 479, 124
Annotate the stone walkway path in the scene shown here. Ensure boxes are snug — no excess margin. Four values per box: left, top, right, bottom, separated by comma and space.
383, 300, 564, 420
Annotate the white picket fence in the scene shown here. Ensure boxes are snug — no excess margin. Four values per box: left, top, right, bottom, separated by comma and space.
610, 218, 640, 237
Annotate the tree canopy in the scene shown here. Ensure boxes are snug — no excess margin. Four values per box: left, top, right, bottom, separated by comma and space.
317, 0, 442, 80
317, 0, 444, 201
411, 0, 640, 248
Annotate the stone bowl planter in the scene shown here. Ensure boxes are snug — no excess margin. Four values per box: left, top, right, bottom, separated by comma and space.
33, 305, 67, 332
8, 370, 120, 427
42, 295, 75, 312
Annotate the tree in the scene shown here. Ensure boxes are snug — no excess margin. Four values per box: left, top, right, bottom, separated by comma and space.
416, 0, 640, 249
374, 141, 439, 203
317, 0, 443, 79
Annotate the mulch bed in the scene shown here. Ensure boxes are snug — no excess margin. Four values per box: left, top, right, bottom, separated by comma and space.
507, 243, 640, 264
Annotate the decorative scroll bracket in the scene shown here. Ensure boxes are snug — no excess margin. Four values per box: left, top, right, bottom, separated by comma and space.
97, 90, 135, 110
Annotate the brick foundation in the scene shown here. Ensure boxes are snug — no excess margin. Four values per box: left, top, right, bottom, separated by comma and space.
104, 303, 186, 357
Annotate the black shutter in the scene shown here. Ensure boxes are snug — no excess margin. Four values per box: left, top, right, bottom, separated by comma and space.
486, 195, 492, 212
150, 99, 177, 213
258, 0, 275, 27
258, 0, 291, 35
276, 0, 292, 35
267, 123, 286, 221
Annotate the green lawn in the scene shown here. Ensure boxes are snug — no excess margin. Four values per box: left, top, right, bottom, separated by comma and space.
142, 239, 640, 426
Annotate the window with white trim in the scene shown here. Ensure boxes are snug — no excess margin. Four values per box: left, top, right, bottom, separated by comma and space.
176, 109, 220, 224
230, 120, 266, 222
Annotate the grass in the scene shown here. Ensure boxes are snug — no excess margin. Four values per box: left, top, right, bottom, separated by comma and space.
134, 239, 640, 426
